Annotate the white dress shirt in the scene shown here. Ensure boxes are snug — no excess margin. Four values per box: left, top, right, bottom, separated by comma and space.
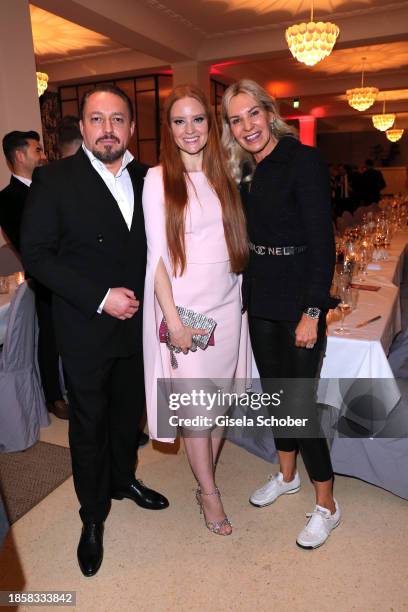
82, 144, 134, 229
81, 144, 135, 312
13, 174, 32, 187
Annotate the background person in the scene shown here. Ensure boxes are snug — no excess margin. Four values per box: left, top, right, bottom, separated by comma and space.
0, 130, 68, 419
57, 115, 82, 159
222, 79, 339, 550
0, 131, 46, 252
360, 158, 386, 205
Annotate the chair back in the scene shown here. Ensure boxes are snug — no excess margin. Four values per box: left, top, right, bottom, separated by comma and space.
336, 211, 354, 233
1, 281, 36, 372
352, 206, 366, 224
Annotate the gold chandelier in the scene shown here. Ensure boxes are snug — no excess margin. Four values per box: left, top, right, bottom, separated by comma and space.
372, 100, 395, 132
386, 128, 404, 142
285, 0, 339, 67
36, 71, 48, 97
346, 58, 378, 111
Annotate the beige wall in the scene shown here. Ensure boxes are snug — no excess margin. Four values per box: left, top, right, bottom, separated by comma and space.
0, 0, 42, 190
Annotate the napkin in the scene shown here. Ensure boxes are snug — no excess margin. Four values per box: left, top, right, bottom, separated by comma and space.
367, 263, 381, 270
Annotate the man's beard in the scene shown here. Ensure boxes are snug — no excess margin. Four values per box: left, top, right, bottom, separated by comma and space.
92, 143, 126, 163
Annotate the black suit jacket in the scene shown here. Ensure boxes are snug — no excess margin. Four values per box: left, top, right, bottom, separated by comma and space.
21, 148, 148, 359
240, 136, 336, 321
361, 167, 386, 205
0, 175, 29, 253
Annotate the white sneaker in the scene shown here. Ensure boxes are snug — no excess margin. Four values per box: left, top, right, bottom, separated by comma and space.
296, 499, 341, 549
249, 472, 300, 507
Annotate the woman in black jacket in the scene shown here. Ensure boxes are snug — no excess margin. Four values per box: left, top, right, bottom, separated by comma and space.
222, 79, 340, 549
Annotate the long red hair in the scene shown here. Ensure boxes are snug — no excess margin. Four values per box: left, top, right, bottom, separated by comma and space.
160, 84, 248, 276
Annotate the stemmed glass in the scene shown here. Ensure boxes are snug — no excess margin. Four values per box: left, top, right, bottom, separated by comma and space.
334, 285, 352, 335
356, 247, 369, 282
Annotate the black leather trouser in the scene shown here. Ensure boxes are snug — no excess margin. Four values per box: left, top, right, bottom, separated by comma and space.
249, 314, 333, 482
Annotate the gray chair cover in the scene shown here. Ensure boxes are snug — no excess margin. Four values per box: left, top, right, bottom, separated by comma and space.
0, 244, 23, 275
388, 257, 408, 377
331, 436, 408, 499
0, 282, 49, 452
388, 327, 408, 377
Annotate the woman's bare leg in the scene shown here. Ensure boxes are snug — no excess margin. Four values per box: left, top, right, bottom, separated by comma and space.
183, 434, 232, 535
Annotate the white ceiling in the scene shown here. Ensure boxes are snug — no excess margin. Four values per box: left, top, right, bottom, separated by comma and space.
30, 0, 408, 129
30, 5, 128, 63
140, 0, 390, 36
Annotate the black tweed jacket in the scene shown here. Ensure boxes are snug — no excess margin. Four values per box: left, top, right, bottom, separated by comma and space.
240, 136, 336, 321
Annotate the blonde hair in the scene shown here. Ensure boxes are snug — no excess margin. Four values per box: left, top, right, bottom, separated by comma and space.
221, 79, 298, 183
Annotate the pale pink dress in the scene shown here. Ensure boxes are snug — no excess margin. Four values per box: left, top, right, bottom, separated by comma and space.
142, 165, 251, 441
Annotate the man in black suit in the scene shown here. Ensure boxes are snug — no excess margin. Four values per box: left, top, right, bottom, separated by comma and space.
0, 131, 46, 251
361, 158, 386, 205
21, 86, 169, 577
0, 131, 69, 420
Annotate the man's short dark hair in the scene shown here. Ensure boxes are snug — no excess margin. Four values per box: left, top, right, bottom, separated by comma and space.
365, 159, 374, 167
57, 116, 82, 145
79, 85, 134, 122
2, 130, 40, 165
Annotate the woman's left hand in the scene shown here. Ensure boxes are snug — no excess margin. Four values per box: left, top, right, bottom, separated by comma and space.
295, 313, 318, 349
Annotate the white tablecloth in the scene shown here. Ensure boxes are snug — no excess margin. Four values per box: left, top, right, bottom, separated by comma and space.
357, 230, 407, 288
322, 285, 401, 377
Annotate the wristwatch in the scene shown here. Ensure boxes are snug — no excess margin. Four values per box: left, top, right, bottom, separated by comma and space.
303, 307, 321, 320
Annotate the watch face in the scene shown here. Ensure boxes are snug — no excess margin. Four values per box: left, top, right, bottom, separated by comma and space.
306, 308, 320, 319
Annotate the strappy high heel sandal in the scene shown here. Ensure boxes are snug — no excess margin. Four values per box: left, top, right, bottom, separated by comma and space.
195, 487, 232, 536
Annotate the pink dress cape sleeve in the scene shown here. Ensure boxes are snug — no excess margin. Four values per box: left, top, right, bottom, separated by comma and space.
142, 166, 175, 442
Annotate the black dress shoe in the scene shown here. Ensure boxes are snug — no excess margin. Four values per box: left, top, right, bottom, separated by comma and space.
138, 431, 150, 447
77, 522, 104, 577
111, 480, 169, 510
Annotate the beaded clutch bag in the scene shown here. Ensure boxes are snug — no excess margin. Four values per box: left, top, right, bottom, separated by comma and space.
159, 306, 216, 369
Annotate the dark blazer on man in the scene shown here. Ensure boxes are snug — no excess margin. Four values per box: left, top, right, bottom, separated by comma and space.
0, 175, 28, 252
21, 147, 148, 360
361, 167, 386, 205
21, 147, 149, 523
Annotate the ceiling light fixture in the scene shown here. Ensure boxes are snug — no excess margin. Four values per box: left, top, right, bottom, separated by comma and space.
36, 71, 48, 97
285, 0, 339, 67
372, 100, 395, 131
346, 58, 378, 111
386, 128, 404, 142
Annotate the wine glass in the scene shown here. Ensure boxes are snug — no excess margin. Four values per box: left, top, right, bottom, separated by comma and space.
356, 247, 369, 282
334, 286, 352, 335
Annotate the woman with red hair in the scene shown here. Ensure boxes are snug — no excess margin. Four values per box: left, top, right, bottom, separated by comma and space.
142, 85, 250, 536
